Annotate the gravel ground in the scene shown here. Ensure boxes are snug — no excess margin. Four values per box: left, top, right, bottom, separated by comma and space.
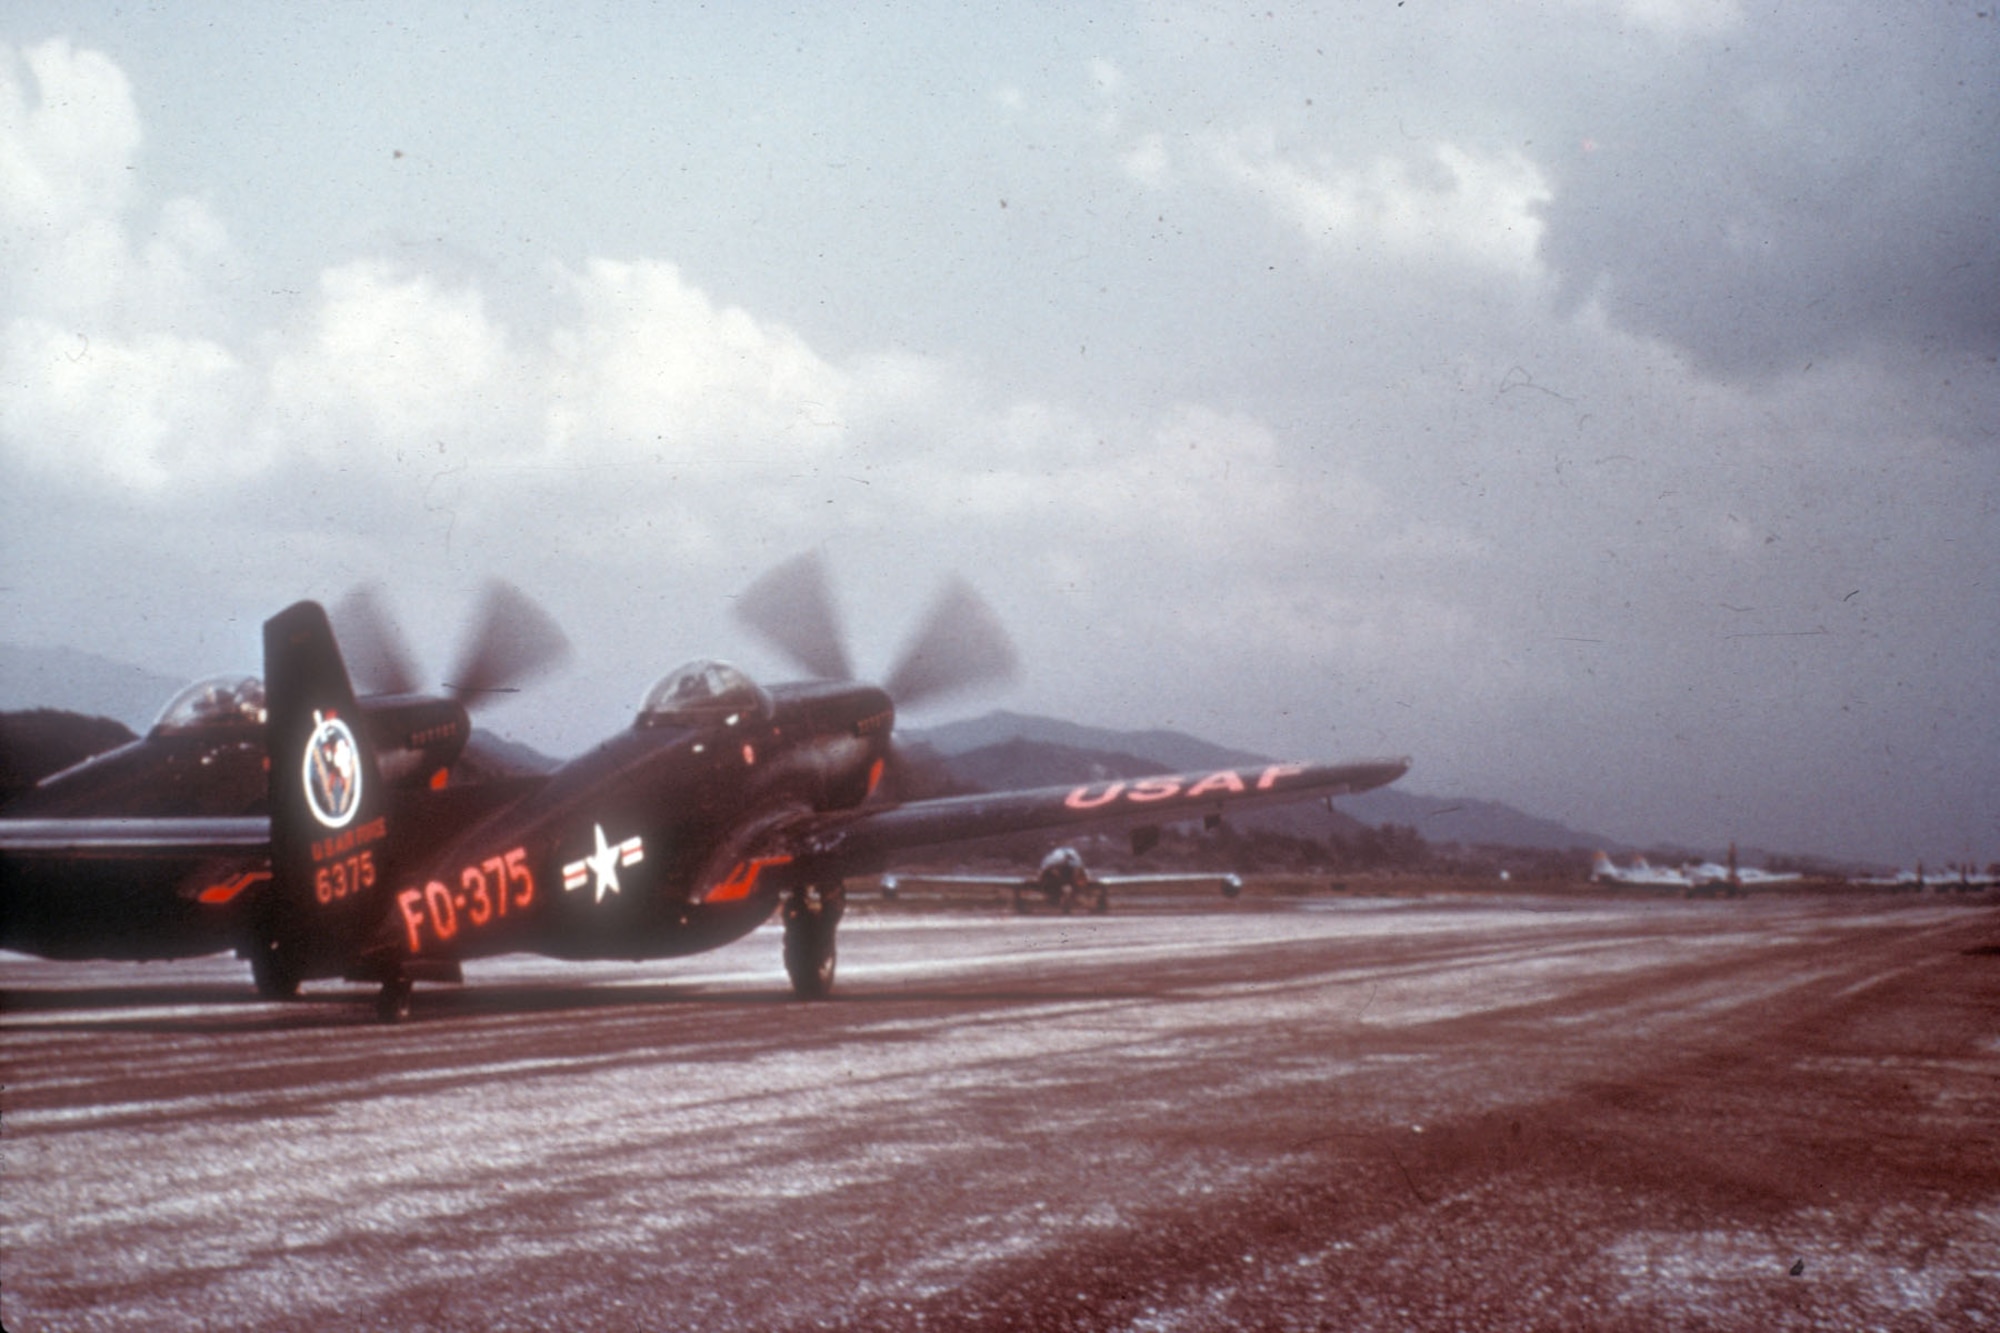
3, 892, 1995, 1330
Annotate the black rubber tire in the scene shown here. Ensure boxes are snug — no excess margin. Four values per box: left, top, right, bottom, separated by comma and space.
784, 912, 836, 999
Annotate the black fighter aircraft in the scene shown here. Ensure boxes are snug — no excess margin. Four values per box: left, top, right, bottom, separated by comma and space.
0, 584, 568, 990
884, 844, 1244, 915
1, 556, 1408, 1020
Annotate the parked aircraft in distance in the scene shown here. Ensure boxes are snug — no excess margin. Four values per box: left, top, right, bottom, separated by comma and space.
883, 843, 1244, 915
1589, 851, 1692, 887
1863, 862, 2000, 891
1681, 843, 1803, 891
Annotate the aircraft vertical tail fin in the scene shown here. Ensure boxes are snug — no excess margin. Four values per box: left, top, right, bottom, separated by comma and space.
259, 601, 396, 984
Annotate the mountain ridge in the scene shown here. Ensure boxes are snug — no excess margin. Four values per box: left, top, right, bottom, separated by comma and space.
0, 643, 187, 732
908, 710, 1610, 852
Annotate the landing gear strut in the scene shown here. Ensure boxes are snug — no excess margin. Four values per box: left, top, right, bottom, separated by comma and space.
783, 881, 844, 999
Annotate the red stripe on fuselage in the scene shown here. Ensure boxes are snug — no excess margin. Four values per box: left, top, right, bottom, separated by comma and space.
198, 869, 271, 905
703, 854, 793, 904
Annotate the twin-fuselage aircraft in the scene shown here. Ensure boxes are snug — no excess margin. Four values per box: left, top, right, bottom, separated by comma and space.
1, 563, 1409, 1020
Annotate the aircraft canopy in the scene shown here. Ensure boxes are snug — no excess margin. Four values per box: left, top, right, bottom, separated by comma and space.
636, 660, 772, 727
150, 675, 268, 736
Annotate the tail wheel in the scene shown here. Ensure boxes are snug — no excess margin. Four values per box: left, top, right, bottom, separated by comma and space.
375, 976, 413, 1023
784, 882, 844, 1000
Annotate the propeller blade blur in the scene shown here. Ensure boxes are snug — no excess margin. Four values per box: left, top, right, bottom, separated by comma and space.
735, 550, 853, 681
331, 584, 421, 697
884, 577, 1019, 709
446, 581, 572, 707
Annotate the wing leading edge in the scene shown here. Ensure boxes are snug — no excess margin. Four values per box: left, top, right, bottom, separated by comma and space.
0, 817, 272, 857
787, 758, 1410, 872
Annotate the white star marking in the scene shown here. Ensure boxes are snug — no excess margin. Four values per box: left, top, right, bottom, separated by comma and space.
562, 824, 645, 903
582, 823, 624, 903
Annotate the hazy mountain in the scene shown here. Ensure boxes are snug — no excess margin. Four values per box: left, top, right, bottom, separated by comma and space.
0, 710, 139, 803
0, 643, 184, 732
941, 737, 1206, 790
911, 710, 1609, 852
455, 731, 561, 779
913, 710, 1265, 771
1335, 790, 1606, 852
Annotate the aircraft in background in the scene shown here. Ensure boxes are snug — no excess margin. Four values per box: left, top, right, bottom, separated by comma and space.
3, 583, 565, 819
1589, 851, 1692, 888
1877, 862, 2000, 891
1681, 845, 1803, 891
0, 554, 1409, 1019
883, 843, 1244, 915
0, 584, 567, 994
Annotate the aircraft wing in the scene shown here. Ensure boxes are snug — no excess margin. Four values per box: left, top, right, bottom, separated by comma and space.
792, 758, 1409, 873
0, 817, 272, 857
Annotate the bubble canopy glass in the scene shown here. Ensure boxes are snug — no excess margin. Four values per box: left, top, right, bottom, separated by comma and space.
636, 660, 772, 727
150, 675, 268, 735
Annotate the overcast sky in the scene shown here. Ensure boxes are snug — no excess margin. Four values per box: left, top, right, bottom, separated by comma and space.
3, 3, 1995, 866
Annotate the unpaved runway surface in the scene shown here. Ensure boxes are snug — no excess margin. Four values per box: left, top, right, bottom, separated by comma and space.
4, 894, 1997, 1331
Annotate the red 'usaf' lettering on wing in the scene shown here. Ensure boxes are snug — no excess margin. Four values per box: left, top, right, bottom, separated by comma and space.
1063, 764, 1308, 811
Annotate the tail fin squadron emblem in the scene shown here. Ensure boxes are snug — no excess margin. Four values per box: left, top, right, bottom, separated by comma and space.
303, 709, 363, 829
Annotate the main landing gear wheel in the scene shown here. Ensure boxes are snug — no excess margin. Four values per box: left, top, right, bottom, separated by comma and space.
784, 881, 845, 1000
375, 976, 413, 1024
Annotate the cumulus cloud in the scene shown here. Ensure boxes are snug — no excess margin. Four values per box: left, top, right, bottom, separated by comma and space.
1213, 133, 1552, 277
2, 317, 246, 488
1, 39, 249, 488
0, 40, 138, 238
264, 261, 533, 466
547, 258, 852, 466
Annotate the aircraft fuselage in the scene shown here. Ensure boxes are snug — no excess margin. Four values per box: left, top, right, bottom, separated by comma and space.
361, 680, 894, 970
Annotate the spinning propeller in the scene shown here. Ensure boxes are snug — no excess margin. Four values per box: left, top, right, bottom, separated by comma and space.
735, 551, 1018, 710
333, 581, 572, 707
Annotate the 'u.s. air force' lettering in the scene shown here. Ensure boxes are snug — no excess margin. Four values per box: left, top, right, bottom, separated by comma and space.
1063, 764, 1308, 810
